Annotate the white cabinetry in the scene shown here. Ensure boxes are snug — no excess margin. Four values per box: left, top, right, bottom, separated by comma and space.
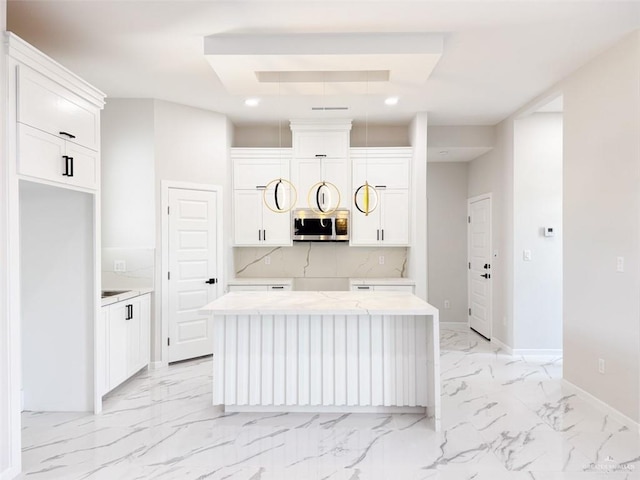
350, 279, 415, 293
232, 149, 292, 246
350, 148, 412, 247
15, 64, 101, 190
7, 33, 106, 414
102, 293, 150, 395
227, 278, 293, 292
290, 120, 352, 210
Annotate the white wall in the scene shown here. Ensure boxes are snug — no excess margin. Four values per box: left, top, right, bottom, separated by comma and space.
427, 162, 468, 322
101, 99, 155, 289
153, 99, 231, 364
408, 113, 429, 300
513, 113, 563, 351
562, 31, 640, 422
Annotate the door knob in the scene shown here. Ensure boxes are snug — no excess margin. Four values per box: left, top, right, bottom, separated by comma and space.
205, 278, 217, 284
484, 263, 491, 269
481, 273, 491, 279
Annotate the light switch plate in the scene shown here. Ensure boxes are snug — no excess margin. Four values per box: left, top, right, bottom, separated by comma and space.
114, 260, 126, 272
523, 249, 532, 261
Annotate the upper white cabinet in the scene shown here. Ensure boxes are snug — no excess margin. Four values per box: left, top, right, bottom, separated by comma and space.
290, 120, 352, 209
18, 124, 98, 190
232, 148, 293, 246
8, 34, 105, 192
350, 147, 412, 247
351, 147, 412, 189
17, 64, 100, 151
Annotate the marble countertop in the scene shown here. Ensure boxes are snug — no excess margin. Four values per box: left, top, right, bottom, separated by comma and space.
101, 287, 154, 307
349, 278, 415, 286
199, 291, 438, 316
227, 278, 294, 286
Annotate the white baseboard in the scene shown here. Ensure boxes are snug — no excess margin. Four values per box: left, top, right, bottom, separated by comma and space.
149, 361, 165, 370
440, 322, 468, 328
563, 379, 640, 434
490, 336, 513, 355
0, 466, 20, 480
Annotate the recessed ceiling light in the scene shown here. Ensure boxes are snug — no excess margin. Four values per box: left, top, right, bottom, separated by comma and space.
385, 96, 399, 106
244, 98, 260, 107
439, 151, 449, 155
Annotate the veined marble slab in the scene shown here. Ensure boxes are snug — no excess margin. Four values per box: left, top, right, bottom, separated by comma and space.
199, 291, 438, 316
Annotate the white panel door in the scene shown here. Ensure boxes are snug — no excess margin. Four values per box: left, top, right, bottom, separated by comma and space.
468, 196, 492, 339
169, 188, 220, 362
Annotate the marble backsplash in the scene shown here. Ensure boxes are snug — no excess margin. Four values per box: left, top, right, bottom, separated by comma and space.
234, 243, 408, 282
102, 247, 155, 289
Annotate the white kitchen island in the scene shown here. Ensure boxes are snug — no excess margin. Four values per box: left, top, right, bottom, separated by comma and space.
200, 290, 441, 431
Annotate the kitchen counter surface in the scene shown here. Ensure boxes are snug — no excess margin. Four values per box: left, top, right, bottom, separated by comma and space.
227, 278, 293, 286
101, 287, 154, 307
349, 277, 415, 286
200, 290, 437, 316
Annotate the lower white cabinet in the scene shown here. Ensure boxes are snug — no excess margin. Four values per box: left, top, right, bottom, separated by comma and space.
101, 293, 150, 395
349, 279, 415, 293
351, 284, 414, 293
228, 284, 292, 292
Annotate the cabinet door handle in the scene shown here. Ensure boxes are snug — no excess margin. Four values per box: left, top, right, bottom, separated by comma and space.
263, 229, 266, 241
381, 229, 384, 241
125, 304, 133, 320
270, 286, 284, 290
315, 154, 327, 158
256, 185, 266, 190
62, 155, 74, 177
258, 230, 262, 241
357, 286, 371, 290
376, 229, 380, 241
59, 131, 76, 139
375, 185, 387, 189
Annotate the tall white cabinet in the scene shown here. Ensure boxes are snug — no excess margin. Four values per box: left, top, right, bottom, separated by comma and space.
350, 147, 412, 246
232, 148, 292, 246
290, 120, 351, 210
6, 33, 106, 413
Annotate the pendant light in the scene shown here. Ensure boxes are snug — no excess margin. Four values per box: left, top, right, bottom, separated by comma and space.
262, 76, 297, 213
353, 74, 378, 216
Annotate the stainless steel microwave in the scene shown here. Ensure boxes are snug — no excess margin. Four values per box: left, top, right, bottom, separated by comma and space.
292, 208, 349, 242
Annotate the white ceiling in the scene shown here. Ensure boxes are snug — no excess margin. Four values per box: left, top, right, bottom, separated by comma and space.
6, 1, 640, 128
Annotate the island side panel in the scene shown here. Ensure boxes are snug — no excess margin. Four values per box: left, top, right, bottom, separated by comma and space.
425, 312, 441, 431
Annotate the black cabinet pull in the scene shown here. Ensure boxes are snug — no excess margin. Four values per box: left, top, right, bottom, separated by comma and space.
381, 229, 384, 241
59, 131, 76, 139
205, 278, 217, 284
315, 154, 327, 158
62, 155, 74, 177
270, 286, 284, 290
263, 229, 266, 241
357, 286, 371, 290
258, 230, 262, 241
125, 304, 133, 320
376, 229, 379, 241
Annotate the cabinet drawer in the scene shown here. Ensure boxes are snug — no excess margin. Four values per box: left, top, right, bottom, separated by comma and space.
18, 124, 98, 190
17, 64, 99, 151
294, 131, 348, 159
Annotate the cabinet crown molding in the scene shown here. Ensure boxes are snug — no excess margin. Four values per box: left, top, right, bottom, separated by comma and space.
5, 32, 106, 108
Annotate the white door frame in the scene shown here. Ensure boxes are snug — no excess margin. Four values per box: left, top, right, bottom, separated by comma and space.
467, 193, 493, 339
160, 181, 223, 367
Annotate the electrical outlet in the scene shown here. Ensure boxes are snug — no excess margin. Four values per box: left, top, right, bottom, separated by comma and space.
265, 256, 271, 265
379, 256, 385, 265
444, 300, 450, 309
114, 260, 126, 272
598, 358, 605, 374
616, 256, 624, 272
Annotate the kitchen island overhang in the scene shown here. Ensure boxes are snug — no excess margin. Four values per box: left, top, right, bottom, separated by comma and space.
200, 291, 441, 431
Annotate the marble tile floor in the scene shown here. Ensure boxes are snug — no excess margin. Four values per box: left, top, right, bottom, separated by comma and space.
18, 324, 639, 479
